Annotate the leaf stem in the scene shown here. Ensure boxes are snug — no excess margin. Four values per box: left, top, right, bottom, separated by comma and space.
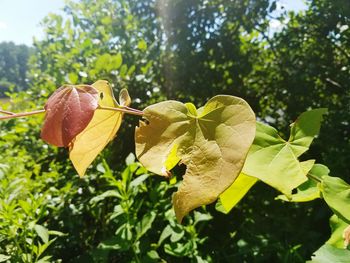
307, 173, 322, 183
0, 109, 46, 120
0, 109, 15, 115
98, 105, 143, 116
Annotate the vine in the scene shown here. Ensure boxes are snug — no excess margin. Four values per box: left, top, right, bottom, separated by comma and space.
1, 80, 349, 260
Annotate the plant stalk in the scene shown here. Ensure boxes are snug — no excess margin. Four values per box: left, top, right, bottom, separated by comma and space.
98, 105, 143, 116
0, 109, 46, 120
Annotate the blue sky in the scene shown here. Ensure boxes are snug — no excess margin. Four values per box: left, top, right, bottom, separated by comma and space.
0, 0, 66, 45
0, 0, 308, 46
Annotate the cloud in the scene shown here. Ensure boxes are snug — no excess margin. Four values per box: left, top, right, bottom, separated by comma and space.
0, 21, 8, 30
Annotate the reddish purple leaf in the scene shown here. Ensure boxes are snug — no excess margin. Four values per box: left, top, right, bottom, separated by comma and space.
41, 85, 99, 147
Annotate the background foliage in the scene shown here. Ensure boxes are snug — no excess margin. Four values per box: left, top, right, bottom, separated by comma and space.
0, 0, 349, 262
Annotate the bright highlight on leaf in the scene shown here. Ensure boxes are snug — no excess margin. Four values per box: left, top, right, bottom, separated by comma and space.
69, 80, 131, 176
219, 173, 258, 213
41, 85, 99, 147
135, 95, 256, 222
242, 108, 327, 198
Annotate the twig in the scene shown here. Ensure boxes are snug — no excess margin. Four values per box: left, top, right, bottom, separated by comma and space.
98, 105, 143, 116
0, 109, 15, 115
0, 109, 46, 120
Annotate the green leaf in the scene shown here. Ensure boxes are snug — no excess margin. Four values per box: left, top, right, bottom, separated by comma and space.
34, 224, 49, 243
135, 211, 157, 240
137, 39, 147, 50
68, 72, 78, 84
219, 173, 258, 213
327, 215, 349, 249
0, 254, 11, 262
135, 95, 256, 222
158, 225, 173, 246
243, 109, 327, 197
321, 176, 350, 224
307, 244, 350, 262
276, 164, 329, 202
110, 53, 122, 70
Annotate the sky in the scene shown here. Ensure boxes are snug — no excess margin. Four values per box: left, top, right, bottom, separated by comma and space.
0, 0, 66, 45
0, 0, 308, 46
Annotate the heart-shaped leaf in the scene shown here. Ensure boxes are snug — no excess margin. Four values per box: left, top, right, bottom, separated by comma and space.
135, 95, 256, 222
242, 109, 327, 197
69, 80, 130, 176
41, 85, 99, 147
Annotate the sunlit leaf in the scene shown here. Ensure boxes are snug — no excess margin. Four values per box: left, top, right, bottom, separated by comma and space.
307, 244, 350, 262
243, 109, 327, 197
69, 80, 130, 176
276, 164, 329, 202
0, 254, 11, 262
327, 215, 349, 249
41, 85, 99, 147
321, 175, 350, 224
135, 95, 256, 222
34, 224, 49, 244
219, 173, 258, 213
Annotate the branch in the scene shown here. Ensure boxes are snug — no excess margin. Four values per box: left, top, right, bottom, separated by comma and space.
0, 109, 46, 120
98, 106, 144, 116
0, 109, 15, 115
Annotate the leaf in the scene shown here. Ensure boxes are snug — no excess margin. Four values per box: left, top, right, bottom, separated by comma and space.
243, 109, 327, 197
307, 244, 350, 262
0, 254, 11, 262
41, 85, 99, 147
34, 224, 49, 243
276, 164, 329, 202
135, 211, 156, 240
158, 225, 173, 246
135, 95, 256, 222
219, 173, 258, 213
69, 80, 130, 176
327, 215, 349, 249
321, 175, 350, 224
137, 39, 147, 50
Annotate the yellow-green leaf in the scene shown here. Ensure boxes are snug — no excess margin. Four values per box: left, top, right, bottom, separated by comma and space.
321, 175, 350, 224
135, 95, 256, 222
276, 163, 328, 202
243, 109, 327, 197
69, 80, 129, 176
219, 173, 258, 213
327, 214, 349, 249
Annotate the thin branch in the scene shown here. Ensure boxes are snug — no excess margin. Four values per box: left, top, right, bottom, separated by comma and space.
98, 105, 143, 116
0, 109, 15, 115
0, 109, 46, 120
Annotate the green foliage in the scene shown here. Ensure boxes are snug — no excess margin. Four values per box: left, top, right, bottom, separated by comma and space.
1, 0, 349, 262
0, 42, 33, 95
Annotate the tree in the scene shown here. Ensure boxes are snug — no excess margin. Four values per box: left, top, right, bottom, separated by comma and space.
0, 41, 32, 96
